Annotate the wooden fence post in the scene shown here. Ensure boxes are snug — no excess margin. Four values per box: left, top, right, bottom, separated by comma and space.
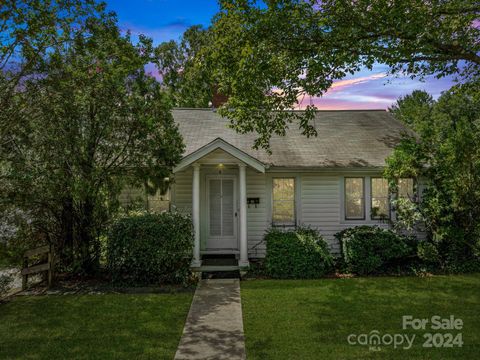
21, 245, 53, 290
47, 245, 52, 288
22, 257, 28, 291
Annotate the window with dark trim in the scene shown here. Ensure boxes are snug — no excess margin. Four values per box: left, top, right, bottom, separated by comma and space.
371, 178, 390, 219
345, 177, 365, 220
272, 178, 295, 226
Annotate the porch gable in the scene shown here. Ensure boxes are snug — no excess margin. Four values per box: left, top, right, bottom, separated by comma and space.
173, 138, 266, 174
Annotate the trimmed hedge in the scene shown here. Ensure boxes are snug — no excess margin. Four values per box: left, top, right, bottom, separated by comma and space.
336, 226, 415, 275
107, 212, 193, 285
265, 227, 333, 278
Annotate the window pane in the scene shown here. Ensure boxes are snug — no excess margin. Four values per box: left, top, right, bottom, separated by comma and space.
371, 178, 390, 219
345, 178, 364, 219
398, 178, 414, 199
372, 198, 389, 219
346, 197, 364, 218
273, 178, 295, 200
345, 178, 363, 199
372, 178, 388, 197
273, 201, 295, 223
272, 178, 295, 224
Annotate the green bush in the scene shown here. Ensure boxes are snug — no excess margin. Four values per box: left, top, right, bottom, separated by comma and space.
417, 241, 441, 265
265, 227, 333, 278
0, 274, 13, 296
336, 226, 415, 275
107, 212, 193, 285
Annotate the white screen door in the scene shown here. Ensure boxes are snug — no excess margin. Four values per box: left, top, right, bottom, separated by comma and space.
207, 177, 237, 249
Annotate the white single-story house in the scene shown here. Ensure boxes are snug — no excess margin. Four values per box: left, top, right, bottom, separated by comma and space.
165, 108, 419, 270
120, 108, 420, 270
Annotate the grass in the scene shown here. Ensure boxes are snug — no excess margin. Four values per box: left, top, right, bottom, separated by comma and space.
241, 274, 480, 360
0, 292, 193, 359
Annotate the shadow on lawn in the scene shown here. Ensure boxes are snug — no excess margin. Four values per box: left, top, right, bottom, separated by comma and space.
0, 293, 193, 359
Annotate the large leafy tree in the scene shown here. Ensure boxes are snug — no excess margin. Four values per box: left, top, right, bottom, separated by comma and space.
206, 0, 480, 149
1, 0, 101, 266
385, 83, 480, 270
1, 9, 184, 272
154, 25, 213, 107
0, 0, 101, 140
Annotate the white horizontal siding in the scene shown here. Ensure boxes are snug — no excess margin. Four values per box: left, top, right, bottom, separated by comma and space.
246, 168, 268, 258
172, 168, 193, 215
119, 185, 147, 210
301, 175, 344, 254
119, 185, 169, 212
172, 168, 425, 259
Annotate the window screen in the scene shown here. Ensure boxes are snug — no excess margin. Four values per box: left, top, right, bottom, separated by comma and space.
371, 178, 390, 219
345, 177, 365, 220
272, 178, 295, 225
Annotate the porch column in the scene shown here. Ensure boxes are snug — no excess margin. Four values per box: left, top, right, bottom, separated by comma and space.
192, 163, 201, 267
238, 164, 249, 267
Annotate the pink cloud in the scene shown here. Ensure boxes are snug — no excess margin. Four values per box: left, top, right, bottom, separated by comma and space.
296, 70, 455, 110
327, 73, 387, 92
297, 72, 390, 109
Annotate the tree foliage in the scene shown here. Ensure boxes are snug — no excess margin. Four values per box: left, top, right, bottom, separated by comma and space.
1, 4, 184, 273
0, 0, 102, 140
385, 82, 480, 271
154, 25, 213, 107
205, 0, 480, 148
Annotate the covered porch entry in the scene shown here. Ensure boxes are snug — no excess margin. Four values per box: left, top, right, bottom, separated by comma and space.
173, 138, 265, 270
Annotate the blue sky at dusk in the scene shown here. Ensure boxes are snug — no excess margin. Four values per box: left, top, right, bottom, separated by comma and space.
107, 0, 456, 110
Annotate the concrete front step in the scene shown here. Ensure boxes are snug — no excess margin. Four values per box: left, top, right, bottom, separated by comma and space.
193, 265, 240, 272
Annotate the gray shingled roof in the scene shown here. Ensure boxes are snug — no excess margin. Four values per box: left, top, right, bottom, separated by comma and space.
172, 109, 414, 168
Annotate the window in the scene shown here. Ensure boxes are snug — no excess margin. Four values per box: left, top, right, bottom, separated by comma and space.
272, 178, 295, 226
398, 178, 414, 199
371, 178, 390, 219
345, 177, 365, 220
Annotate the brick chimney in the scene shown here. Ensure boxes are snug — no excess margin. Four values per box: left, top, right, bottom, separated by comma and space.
211, 85, 229, 108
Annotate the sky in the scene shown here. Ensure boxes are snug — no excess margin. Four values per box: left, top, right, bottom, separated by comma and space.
107, 0, 456, 110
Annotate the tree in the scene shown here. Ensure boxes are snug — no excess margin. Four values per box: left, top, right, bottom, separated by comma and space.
206, 0, 480, 149
389, 90, 434, 130
154, 25, 213, 107
1, 10, 184, 273
0, 0, 101, 140
384, 83, 480, 271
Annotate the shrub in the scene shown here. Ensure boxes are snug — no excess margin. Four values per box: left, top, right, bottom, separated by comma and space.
0, 274, 13, 296
107, 212, 193, 285
336, 226, 415, 275
417, 241, 441, 265
265, 227, 333, 278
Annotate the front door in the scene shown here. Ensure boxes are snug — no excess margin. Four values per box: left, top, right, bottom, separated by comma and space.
207, 176, 237, 249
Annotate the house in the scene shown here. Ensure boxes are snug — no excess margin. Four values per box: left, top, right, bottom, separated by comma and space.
167, 108, 420, 270
120, 108, 419, 269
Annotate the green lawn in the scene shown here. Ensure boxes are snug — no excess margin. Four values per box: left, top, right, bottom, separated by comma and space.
241, 275, 480, 360
0, 292, 193, 359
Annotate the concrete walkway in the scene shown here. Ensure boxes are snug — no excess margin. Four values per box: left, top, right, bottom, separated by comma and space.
174, 279, 246, 360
